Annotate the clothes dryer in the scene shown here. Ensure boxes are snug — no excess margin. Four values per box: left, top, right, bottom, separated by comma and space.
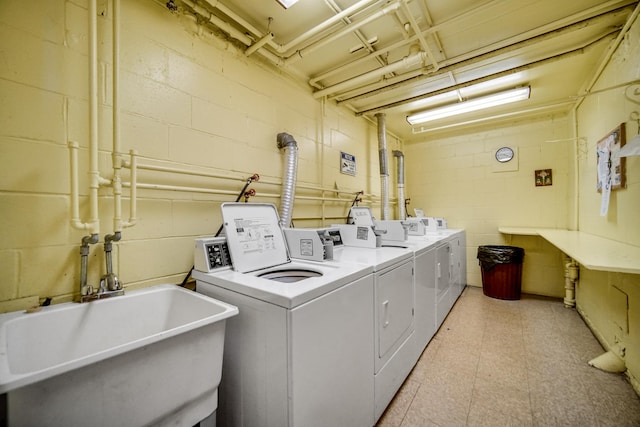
409, 229, 466, 329
193, 204, 375, 427
334, 240, 415, 422
401, 236, 440, 363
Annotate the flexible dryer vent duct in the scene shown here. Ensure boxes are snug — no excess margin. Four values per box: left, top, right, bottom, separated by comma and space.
375, 113, 390, 220
277, 132, 298, 228
393, 150, 405, 220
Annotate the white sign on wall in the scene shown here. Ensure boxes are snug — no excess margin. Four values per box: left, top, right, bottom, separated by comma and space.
340, 151, 356, 176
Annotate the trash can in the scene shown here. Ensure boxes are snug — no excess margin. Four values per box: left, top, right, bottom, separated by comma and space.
477, 245, 524, 300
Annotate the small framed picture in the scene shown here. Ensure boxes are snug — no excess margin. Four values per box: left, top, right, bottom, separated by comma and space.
535, 169, 552, 186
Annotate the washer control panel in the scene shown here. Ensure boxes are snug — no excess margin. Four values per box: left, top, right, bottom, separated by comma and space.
194, 237, 233, 272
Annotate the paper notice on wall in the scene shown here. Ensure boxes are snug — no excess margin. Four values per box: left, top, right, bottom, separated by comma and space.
597, 145, 611, 216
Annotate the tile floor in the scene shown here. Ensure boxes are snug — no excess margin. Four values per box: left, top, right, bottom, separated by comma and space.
377, 286, 640, 427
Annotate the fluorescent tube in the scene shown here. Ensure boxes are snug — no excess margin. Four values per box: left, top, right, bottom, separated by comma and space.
407, 86, 531, 125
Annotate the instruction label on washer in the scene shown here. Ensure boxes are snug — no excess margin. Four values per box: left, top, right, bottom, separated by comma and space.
234, 216, 278, 253
299, 239, 313, 256
356, 226, 370, 240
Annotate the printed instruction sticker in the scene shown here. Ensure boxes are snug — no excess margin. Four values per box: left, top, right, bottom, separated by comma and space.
340, 152, 356, 176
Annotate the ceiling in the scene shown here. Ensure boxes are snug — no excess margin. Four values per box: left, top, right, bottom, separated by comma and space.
177, 0, 639, 141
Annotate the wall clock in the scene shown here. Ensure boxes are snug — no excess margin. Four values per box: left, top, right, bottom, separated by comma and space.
495, 147, 514, 163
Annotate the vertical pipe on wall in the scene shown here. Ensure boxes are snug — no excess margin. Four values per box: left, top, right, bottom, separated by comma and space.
68, 0, 101, 235
87, 0, 101, 235
320, 98, 327, 225
111, 0, 136, 231
69, 141, 88, 230
570, 109, 579, 231
112, 0, 124, 233
127, 150, 138, 224
376, 113, 390, 220
393, 150, 405, 220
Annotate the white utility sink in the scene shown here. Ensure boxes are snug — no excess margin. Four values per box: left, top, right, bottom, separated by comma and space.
0, 284, 238, 426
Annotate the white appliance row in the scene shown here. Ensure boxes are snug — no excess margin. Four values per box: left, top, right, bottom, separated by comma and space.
193, 203, 466, 426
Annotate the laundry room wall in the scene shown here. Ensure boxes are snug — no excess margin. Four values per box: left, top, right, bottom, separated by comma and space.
404, 114, 572, 298
574, 16, 640, 394
0, 0, 401, 311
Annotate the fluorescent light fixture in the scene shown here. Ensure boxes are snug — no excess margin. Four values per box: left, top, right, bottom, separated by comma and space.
276, 0, 299, 8
407, 86, 531, 125
410, 74, 523, 110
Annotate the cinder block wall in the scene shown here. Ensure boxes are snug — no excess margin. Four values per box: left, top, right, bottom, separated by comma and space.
404, 115, 572, 297
0, 0, 401, 310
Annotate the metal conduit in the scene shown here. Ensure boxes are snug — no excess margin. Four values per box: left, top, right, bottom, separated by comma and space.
393, 150, 405, 220
376, 113, 390, 220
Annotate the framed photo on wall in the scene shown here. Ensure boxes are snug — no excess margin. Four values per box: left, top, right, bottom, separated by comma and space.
596, 123, 626, 192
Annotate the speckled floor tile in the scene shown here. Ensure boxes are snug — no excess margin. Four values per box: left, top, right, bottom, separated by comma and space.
375, 287, 640, 427
376, 377, 421, 427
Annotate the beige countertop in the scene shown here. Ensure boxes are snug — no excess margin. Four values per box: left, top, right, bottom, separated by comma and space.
498, 227, 640, 275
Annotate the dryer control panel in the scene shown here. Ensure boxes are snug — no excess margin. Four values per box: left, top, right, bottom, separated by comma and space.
194, 237, 233, 272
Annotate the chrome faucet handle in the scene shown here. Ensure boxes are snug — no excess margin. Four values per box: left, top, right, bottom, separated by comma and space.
102, 273, 121, 291
98, 275, 108, 294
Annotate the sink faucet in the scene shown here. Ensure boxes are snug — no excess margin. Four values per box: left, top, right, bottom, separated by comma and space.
100, 232, 122, 293
79, 234, 99, 300
80, 233, 124, 302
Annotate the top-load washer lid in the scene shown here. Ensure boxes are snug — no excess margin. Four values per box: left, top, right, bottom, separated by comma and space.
221, 203, 291, 273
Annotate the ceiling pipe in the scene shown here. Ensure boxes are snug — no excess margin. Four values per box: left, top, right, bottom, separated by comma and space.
182, 0, 254, 45
318, 2, 633, 102
324, 0, 391, 71
309, 0, 502, 90
245, 32, 274, 57
278, 0, 381, 54
201, 0, 380, 55
574, 1, 640, 111
285, 0, 403, 65
340, 6, 631, 105
354, 30, 619, 116
400, 0, 439, 71
309, 33, 418, 89
418, 0, 445, 54
330, 68, 426, 101
313, 50, 428, 98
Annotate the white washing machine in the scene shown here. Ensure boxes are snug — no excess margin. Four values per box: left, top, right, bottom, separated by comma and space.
193, 204, 375, 427
333, 239, 415, 422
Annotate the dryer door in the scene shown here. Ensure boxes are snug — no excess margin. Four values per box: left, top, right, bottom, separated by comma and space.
376, 259, 414, 368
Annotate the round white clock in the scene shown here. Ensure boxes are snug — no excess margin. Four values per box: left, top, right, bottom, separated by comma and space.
495, 147, 514, 163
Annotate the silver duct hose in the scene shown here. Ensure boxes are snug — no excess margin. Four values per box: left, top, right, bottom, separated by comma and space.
393, 150, 405, 220
375, 113, 390, 220
277, 132, 298, 228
